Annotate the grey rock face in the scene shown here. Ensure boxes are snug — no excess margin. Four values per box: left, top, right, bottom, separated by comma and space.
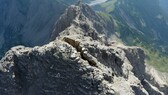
0, 34, 167, 95
0, 2, 167, 95
51, 3, 114, 41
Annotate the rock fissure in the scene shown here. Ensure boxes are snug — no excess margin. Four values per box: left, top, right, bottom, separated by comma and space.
0, 2, 167, 95
63, 37, 98, 67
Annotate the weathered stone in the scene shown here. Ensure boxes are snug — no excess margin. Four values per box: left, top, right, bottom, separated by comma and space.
0, 2, 167, 95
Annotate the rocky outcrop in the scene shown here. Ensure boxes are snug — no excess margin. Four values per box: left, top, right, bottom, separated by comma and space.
51, 2, 114, 41
1, 33, 167, 95
0, 2, 167, 95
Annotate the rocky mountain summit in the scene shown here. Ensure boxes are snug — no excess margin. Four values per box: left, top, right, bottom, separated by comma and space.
0, 2, 167, 95
51, 1, 114, 41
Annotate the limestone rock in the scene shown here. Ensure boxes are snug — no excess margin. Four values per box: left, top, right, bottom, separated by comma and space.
51, 3, 114, 41
0, 2, 167, 95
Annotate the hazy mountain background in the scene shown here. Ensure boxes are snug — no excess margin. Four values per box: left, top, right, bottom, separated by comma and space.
0, 0, 67, 57
0, 0, 96, 58
93, 0, 168, 72
0, 0, 168, 72
160, 0, 168, 15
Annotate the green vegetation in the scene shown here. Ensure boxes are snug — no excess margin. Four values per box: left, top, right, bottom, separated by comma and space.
97, 0, 168, 72
135, 40, 168, 72
98, 12, 112, 22
100, 0, 117, 12
115, 19, 168, 72
144, 47, 168, 72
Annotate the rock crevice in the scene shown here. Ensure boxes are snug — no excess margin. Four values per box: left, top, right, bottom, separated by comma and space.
0, 2, 167, 95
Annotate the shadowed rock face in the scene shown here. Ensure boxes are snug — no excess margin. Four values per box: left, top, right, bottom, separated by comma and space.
0, 2, 167, 95
0, 0, 67, 58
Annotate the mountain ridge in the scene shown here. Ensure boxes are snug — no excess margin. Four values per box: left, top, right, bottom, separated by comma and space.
50, 2, 114, 41
0, 2, 167, 95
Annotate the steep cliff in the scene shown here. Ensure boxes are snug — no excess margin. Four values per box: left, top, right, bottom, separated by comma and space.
0, 2, 167, 95
0, 0, 67, 57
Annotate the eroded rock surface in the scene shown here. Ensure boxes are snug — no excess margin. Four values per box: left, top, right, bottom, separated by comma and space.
0, 2, 167, 95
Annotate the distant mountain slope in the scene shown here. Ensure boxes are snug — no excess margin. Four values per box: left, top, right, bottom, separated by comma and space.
93, 0, 168, 72
0, 0, 69, 57
0, 0, 98, 58
113, 0, 168, 47
160, 0, 168, 15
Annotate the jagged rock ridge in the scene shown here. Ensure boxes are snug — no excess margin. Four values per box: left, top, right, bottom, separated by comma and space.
51, 2, 114, 41
0, 3, 167, 95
